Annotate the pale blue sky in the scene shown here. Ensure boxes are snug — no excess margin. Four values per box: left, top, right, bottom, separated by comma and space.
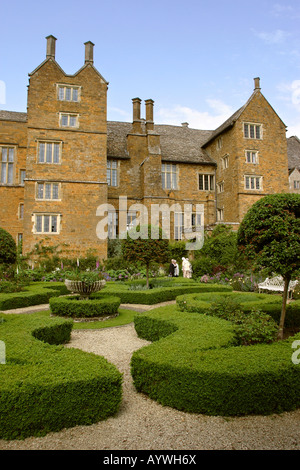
1, 0, 300, 136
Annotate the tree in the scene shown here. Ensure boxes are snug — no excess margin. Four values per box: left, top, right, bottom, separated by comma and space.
122, 225, 170, 288
237, 193, 300, 339
0, 227, 17, 265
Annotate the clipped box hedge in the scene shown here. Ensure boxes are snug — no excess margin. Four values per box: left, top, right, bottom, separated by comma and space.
131, 305, 300, 416
176, 292, 300, 328
95, 282, 232, 305
0, 282, 69, 311
0, 312, 122, 440
49, 295, 121, 318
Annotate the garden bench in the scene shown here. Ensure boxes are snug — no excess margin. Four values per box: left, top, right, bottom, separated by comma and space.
258, 276, 298, 299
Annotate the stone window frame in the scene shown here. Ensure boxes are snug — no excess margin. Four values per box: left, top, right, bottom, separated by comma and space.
36, 182, 61, 201
0, 145, 16, 185
294, 180, 300, 190
221, 155, 229, 169
19, 203, 24, 220
245, 150, 259, 164
174, 212, 184, 240
217, 181, 224, 193
59, 112, 79, 129
107, 159, 118, 187
37, 140, 62, 164
56, 84, 81, 102
198, 173, 215, 191
161, 163, 178, 190
33, 213, 61, 234
243, 122, 262, 140
19, 169, 26, 185
244, 175, 263, 191
217, 208, 224, 222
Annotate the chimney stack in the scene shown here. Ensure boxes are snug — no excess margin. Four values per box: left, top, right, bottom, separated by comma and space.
84, 41, 95, 64
254, 77, 261, 90
46, 35, 57, 59
145, 99, 154, 131
132, 98, 143, 133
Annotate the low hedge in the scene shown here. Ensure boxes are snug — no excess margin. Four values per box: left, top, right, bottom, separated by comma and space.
0, 282, 69, 311
176, 292, 300, 328
131, 305, 300, 416
0, 313, 122, 439
94, 283, 232, 305
49, 295, 121, 318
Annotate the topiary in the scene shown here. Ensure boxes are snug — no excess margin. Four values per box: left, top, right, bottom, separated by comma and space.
0, 227, 17, 265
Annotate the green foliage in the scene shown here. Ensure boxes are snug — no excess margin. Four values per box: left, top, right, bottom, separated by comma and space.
49, 295, 121, 318
131, 304, 300, 416
0, 228, 17, 265
0, 313, 122, 439
122, 225, 169, 268
0, 282, 69, 310
95, 281, 232, 305
237, 193, 300, 279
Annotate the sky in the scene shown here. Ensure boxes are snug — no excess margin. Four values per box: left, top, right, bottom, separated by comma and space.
1, 0, 300, 137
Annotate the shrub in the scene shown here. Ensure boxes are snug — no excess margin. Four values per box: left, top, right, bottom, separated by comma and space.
49, 295, 121, 318
0, 282, 69, 310
0, 313, 122, 439
131, 304, 300, 416
0, 228, 17, 265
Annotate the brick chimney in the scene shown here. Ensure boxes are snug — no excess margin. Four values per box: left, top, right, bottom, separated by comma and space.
46, 35, 57, 59
254, 77, 261, 90
132, 97, 143, 133
145, 99, 154, 132
84, 41, 95, 64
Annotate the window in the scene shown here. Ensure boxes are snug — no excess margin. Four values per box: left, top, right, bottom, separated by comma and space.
199, 173, 215, 191
294, 180, 300, 190
57, 85, 79, 102
217, 181, 224, 193
1, 147, 14, 184
35, 214, 60, 234
217, 137, 223, 150
246, 150, 258, 164
19, 203, 24, 220
108, 211, 118, 239
37, 182, 59, 200
162, 163, 177, 190
245, 175, 263, 190
38, 142, 61, 164
174, 212, 184, 240
217, 208, 224, 222
244, 123, 262, 139
107, 160, 118, 187
59, 113, 78, 128
20, 169, 26, 185
221, 155, 229, 169
127, 211, 137, 231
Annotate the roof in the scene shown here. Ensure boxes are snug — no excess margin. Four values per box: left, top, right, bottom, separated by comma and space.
0, 109, 298, 169
0, 110, 27, 122
107, 121, 215, 164
287, 136, 300, 170
202, 88, 287, 147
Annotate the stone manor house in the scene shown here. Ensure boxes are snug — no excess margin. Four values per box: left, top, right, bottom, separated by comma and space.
0, 36, 300, 260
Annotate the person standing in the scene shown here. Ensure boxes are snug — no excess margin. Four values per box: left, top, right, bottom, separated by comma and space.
174, 260, 179, 277
169, 259, 175, 277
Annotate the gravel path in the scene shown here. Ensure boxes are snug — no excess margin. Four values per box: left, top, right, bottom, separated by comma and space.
1, 321, 300, 450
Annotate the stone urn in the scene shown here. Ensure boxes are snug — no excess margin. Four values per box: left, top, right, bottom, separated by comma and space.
64, 279, 106, 299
